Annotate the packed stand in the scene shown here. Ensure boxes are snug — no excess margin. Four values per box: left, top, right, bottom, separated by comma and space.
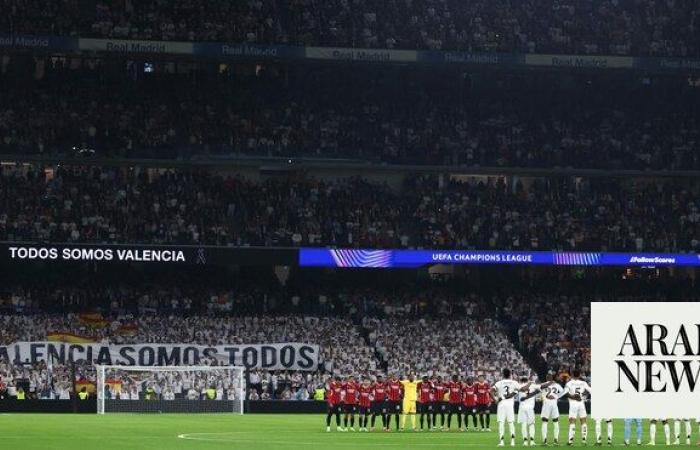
0, 357, 324, 401
288, 0, 700, 56
0, 273, 378, 400
0, 311, 529, 400
364, 317, 531, 380
1, 63, 699, 171
0, 281, 528, 400
0, 0, 282, 44
3, 273, 699, 400
1, 0, 699, 56
0, 360, 82, 400
0, 314, 376, 378
504, 272, 700, 377
513, 299, 591, 377
1, 165, 700, 251
102, 367, 244, 401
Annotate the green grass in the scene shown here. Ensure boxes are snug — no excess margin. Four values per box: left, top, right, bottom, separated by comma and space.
0, 414, 685, 450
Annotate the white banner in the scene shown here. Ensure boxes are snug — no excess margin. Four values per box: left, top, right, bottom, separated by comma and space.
591, 302, 700, 418
0, 342, 319, 371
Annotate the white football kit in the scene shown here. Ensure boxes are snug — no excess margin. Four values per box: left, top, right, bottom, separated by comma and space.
517, 384, 539, 425
541, 383, 565, 420
565, 379, 591, 419
494, 379, 521, 423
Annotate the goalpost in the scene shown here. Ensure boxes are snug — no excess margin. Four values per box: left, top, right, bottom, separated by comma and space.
95, 365, 245, 414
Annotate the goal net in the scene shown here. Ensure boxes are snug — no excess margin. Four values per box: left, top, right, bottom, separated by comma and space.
95, 365, 245, 414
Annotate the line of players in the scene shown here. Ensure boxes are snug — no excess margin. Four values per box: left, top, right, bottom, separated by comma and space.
326, 368, 699, 447
492, 368, 696, 447
492, 368, 595, 447
324, 373, 493, 433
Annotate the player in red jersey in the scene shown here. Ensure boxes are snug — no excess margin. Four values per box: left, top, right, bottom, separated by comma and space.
371, 375, 388, 431
343, 375, 359, 431
447, 375, 464, 431
462, 376, 479, 430
386, 374, 404, 431
325, 376, 344, 432
358, 377, 373, 432
417, 375, 434, 431
475, 374, 492, 431
432, 375, 449, 430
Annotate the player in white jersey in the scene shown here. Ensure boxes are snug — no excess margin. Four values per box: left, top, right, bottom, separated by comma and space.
648, 418, 670, 446
564, 369, 591, 446
517, 376, 540, 446
594, 418, 613, 446
539, 373, 565, 446
492, 368, 524, 447
673, 418, 691, 445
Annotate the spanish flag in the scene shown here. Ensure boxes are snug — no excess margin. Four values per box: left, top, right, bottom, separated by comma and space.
46, 332, 95, 343
106, 379, 123, 394
78, 313, 109, 328
75, 379, 96, 394
117, 323, 139, 337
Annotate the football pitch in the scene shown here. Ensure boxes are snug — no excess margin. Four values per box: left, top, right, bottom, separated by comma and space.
0, 414, 676, 450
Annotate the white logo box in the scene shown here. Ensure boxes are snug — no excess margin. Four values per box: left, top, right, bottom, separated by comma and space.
591, 302, 700, 418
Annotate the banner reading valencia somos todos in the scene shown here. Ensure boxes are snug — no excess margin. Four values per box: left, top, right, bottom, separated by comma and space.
0, 342, 320, 371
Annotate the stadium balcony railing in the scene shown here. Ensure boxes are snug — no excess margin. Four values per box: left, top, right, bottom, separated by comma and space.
1, 33, 699, 75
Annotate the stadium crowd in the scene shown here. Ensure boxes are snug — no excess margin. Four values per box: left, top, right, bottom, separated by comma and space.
0, 360, 78, 400
0, 284, 532, 400
503, 272, 700, 377
1, 5, 698, 445
2, 269, 699, 401
1, 63, 698, 170
0, 314, 376, 378
2, 0, 699, 56
101, 366, 245, 402
512, 299, 591, 377
364, 317, 529, 380
0, 358, 325, 402
1, 165, 699, 251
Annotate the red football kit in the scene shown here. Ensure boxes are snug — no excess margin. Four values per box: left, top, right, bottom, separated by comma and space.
433, 383, 448, 403
327, 381, 343, 406
344, 382, 359, 405
448, 382, 462, 404
475, 381, 492, 405
387, 381, 403, 402
418, 381, 432, 404
462, 383, 478, 407
372, 382, 387, 402
358, 385, 372, 408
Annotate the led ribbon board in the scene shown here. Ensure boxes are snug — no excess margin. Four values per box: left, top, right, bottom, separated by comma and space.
299, 249, 700, 268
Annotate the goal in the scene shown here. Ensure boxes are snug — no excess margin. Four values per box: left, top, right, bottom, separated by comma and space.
95, 365, 245, 414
